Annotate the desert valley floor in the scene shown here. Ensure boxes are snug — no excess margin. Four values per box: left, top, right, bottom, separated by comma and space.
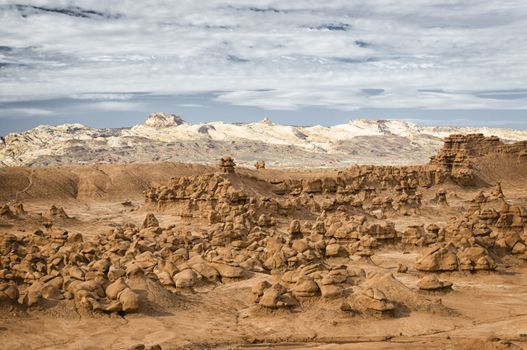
1, 134, 527, 350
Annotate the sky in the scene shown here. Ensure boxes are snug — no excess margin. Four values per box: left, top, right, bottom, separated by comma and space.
0, 0, 527, 134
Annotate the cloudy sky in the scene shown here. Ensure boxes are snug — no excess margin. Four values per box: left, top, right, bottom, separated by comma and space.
1, 0, 527, 134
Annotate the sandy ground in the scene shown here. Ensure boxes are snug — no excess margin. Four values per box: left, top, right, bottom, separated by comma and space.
1, 159, 527, 350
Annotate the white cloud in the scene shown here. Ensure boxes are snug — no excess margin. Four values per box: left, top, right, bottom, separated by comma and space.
71, 93, 137, 100
7, 108, 54, 116
178, 103, 207, 108
1, 0, 527, 110
88, 101, 143, 111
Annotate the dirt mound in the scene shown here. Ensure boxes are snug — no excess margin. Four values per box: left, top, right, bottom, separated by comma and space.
359, 272, 449, 314
0, 163, 214, 202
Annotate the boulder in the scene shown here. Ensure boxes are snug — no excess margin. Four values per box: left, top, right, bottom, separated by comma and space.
259, 283, 298, 309
417, 275, 453, 291
319, 284, 343, 299
415, 245, 458, 272
41, 285, 64, 300
325, 243, 342, 257
118, 288, 140, 313
211, 263, 246, 279
105, 278, 129, 300
0, 284, 19, 303
173, 269, 197, 288
292, 276, 319, 297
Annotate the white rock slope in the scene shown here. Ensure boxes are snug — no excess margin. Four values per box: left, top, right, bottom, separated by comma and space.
1, 113, 526, 168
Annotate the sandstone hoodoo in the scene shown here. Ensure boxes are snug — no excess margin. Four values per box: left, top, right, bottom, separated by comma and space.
255, 160, 266, 170
219, 156, 236, 173
0, 132, 526, 349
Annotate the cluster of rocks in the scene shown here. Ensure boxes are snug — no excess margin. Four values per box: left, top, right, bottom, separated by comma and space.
143, 159, 526, 279
401, 224, 442, 246
0, 203, 72, 229
0, 228, 142, 314
0, 209, 265, 314
415, 243, 497, 272
415, 187, 527, 268
144, 173, 278, 224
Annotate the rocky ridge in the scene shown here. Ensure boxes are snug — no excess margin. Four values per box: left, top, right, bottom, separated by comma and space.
1, 113, 526, 168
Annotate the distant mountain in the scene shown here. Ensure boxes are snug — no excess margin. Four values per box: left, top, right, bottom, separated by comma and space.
1, 113, 526, 168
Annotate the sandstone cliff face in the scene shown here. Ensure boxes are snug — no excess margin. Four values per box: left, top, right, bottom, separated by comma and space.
431, 133, 527, 165
429, 133, 527, 186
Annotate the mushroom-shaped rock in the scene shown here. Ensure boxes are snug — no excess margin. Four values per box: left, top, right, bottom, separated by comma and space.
416, 275, 453, 291
358, 287, 395, 312
292, 276, 319, 298
458, 246, 496, 271
219, 156, 236, 173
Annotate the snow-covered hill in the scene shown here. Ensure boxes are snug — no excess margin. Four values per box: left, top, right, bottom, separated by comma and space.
1, 113, 526, 168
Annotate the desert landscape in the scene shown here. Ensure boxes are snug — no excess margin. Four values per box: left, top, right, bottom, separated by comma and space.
1, 130, 527, 350
3, 0, 527, 348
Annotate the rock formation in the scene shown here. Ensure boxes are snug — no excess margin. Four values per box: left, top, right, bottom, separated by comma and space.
255, 160, 266, 170
219, 157, 236, 173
